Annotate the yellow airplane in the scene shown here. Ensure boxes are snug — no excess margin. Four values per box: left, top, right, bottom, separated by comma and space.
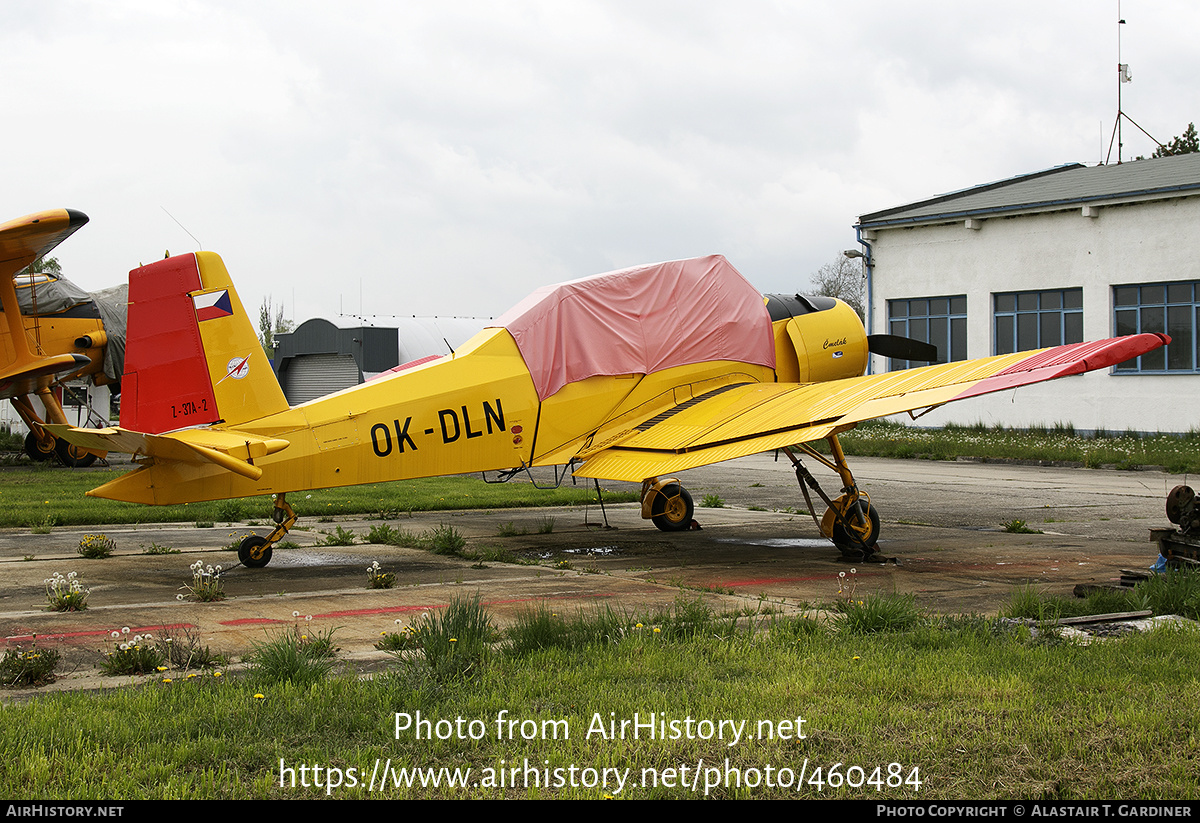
0, 210, 116, 467
49, 229, 1167, 567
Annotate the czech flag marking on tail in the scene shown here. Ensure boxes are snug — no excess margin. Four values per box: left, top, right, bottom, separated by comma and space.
193, 289, 233, 321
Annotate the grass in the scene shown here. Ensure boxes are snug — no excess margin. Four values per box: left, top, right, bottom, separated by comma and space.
1002, 569, 1200, 621
3, 613, 1199, 798
837, 419, 1200, 473
0, 472, 637, 529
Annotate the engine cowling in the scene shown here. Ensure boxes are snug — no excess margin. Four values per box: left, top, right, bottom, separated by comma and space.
765, 293, 868, 384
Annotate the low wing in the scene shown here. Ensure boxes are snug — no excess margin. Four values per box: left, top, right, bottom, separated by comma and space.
0, 209, 93, 397
44, 424, 289, 481
574, 333, 1168, 481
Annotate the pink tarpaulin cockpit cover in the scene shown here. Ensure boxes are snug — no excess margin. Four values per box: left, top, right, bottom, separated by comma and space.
490, 255, 776, 401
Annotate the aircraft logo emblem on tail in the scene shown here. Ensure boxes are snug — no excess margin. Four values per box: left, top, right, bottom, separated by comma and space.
219, 354, 252, 383
193, 289, 233, 321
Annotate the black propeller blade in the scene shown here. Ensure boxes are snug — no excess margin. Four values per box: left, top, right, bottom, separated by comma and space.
867, 334, 939, 363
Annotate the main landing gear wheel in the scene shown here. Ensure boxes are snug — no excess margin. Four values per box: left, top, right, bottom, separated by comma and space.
54, 438, 97, 468
651, 484, 694, 532
24, 431, 54, 462
825, 496, 883, 554
239, 535, 273, 568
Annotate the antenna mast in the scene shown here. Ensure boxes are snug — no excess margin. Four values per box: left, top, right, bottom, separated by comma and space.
1104, 2, 1161, 164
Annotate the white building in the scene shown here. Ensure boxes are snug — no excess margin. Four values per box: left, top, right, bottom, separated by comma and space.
854, 153, 1200, 434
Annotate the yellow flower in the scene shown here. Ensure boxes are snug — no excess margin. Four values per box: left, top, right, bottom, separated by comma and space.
162, 678, 172, 683
254, 693, 265, 700
213, 672, 223, 678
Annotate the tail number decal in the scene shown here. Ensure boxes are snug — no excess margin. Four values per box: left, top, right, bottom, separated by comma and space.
171, 398, 210, 420
370, 400, 506, 458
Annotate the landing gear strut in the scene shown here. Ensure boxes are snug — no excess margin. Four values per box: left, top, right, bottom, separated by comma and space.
783, 432, 883, 560
238, 494, 298, 568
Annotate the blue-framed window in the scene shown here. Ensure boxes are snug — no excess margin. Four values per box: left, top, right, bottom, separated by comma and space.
1113, 281, 1199, 372
994, 288, 1083, 355
886, 296, 967, 370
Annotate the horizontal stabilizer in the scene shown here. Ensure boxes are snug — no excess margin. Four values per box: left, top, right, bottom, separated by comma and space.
46, 424, 289, 481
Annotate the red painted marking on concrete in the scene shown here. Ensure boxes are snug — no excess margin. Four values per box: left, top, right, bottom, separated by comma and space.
719, 575, 836, 587
315, 594, 614, 621
219, 618, 288, 626
4, 623, 196, 645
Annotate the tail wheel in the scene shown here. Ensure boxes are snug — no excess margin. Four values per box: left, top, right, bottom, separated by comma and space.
239, 535, 273, 568
24, 431, 55, 462
54, 438, 97, 468
650, 484, 694, 532
824, 496, 881, 549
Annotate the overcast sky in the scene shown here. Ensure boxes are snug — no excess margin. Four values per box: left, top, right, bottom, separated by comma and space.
4, 1, 1196, 325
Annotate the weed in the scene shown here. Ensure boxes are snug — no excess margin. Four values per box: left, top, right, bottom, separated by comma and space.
194, 521, 214, 529
215, 500, 245, 522
376, 619, 421, 652
1137, 569, 1200, 619
44, 571, 89, 611
276, 540, 301, 550
1002, 519, 1042, 534
318, 525, 358, 546
835, 567, 859, 603
142, 542, 180, 555
428, 524, 466, 555
406, 595, 496, 681
0, 640, 60, 687
22, 554, 33, 561
536, 515, 556, 534
554, 559, 573, 570
839, 592, 923, 634
366, 523, 421, 546
29, 514, 57, 534
496, 521, 525, 537
748, 505, 766, 512
248, 621, 338, 686
367, 560, 396, 589
180, 560, 226, 602
225, 532, 255, 551
77, 533, 115, 559
700, 494, 725, 508
100, 629, 166, 676
505, 604, 632, 656
156, 627, 225, 670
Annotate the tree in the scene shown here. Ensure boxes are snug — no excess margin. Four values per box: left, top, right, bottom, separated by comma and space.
20, 256, 62, 277
811, 254, 865, 320
1152, 122, 1200, 158
258, 297, 294, 359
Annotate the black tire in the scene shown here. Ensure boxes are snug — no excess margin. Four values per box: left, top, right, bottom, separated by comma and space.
54, 438, 97, 468
650, 484, 694, 532
238, 535, 273, 568
831, 501, 881, 549
24, 431, 55, 462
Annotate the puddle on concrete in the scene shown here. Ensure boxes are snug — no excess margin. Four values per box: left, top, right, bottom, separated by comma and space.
271, 550, 367, 567
562, 545, 620, 555
714, 537, 832, 549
